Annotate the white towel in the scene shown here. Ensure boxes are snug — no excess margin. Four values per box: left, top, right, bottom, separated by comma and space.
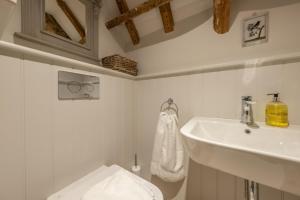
150, 112, 185, 182
82, 170, 154, 200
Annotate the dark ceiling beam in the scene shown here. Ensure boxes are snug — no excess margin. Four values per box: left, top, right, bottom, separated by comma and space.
116, 0, 140, 45
159, 2, 174, 33
106, 0, 172, 29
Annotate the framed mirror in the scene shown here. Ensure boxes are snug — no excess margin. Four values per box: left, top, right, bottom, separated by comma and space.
15, 0, 101, 65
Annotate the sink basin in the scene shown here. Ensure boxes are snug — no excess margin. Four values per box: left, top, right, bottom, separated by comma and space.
181, 117, 300, 196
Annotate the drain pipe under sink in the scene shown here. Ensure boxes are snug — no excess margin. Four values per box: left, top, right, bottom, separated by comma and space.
244, 180, 259, 200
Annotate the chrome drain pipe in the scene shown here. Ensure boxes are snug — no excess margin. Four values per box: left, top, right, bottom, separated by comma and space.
244, 180, 259, 200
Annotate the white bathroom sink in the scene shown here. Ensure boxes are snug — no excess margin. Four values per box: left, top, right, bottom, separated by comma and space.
181, 117, 300, 196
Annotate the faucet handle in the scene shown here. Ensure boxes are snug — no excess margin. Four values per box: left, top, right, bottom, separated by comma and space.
245, 100, 256, 105
242, 96, 255, 104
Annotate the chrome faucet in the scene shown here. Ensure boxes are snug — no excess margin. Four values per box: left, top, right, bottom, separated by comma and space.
241, 96, 259, 128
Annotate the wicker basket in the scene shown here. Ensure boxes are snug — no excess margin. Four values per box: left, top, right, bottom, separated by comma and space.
101, 54, 138, 76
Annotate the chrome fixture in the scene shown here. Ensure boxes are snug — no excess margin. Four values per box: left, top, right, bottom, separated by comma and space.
58, 71, 100, 100
241, 96, 259, 128
244, 180, 259, 200
160, 98, 179, 117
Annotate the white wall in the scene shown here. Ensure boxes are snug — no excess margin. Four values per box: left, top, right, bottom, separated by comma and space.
128, 1, 300, 75
134, 62, 300, 200
0, 0, 17, 38
1, 1, 300, 200
129, 2, 300, 199
0, 55, 25, 200
98, 0, 127, 58
0, 0, 20, 43
0, 55, 134, 200
0, 1, 134, 199
3, 53, 300, 200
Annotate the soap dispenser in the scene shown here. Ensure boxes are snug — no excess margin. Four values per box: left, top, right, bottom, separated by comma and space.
265, 93, 289, 127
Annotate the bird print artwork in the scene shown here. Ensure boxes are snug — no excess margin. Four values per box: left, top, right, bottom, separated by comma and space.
247, 21, 265, 39
243, 14, 268, 46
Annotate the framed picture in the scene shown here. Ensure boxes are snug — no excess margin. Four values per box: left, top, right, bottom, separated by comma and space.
242, 13, 268, 47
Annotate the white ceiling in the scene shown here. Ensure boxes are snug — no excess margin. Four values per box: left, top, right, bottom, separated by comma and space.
103, 0, 300, 52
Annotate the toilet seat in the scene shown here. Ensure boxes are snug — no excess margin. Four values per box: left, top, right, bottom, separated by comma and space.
47, 165, 163, 200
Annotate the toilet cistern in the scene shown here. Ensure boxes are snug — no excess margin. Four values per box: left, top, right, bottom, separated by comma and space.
241, 96, 259, 128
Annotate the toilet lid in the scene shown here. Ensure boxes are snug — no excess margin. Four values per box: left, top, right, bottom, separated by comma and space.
47, 165, 163, 200
108, 165, 163, 200
82, 170, 155, 200
139, 177, 163, 200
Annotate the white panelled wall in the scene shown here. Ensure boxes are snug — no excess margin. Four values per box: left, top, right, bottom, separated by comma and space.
134, 63, 300, 200
0, 55, 25, 200
1, 0, 299, 200
0, 55, 134, 200
1, 55, 300, 200
1, 53, 300, 200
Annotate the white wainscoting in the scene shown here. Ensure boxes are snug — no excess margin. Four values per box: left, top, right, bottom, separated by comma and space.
134, 62, 300, 200
0, 55, 135, 200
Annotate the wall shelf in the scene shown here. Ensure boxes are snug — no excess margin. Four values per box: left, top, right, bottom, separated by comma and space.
1, 40, 300, 81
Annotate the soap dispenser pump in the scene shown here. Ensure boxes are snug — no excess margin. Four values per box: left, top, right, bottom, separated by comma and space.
265, 93, 289, 127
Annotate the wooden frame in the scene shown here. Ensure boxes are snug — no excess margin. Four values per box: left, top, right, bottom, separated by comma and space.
15, 0, 101, 65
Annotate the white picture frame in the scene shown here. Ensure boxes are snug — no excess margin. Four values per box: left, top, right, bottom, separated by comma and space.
242, 13, 268, 47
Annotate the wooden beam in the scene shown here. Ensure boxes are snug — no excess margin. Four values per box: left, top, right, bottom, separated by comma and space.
56, 0, 86, 44
124, 21, 140, 45
159, 3, 174, 33
106, 0, 172, 29
116, 0, 140, 45
213, 0, 231, 34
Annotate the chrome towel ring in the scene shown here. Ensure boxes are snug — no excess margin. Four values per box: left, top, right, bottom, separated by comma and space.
160, 98, 179, 117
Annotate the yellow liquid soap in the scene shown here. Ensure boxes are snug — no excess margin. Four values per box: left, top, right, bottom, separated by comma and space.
266, 102, 289, 127
265, 94, 289, 128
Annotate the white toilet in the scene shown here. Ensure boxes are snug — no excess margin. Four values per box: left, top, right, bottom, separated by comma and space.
47, 165, 163, 200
